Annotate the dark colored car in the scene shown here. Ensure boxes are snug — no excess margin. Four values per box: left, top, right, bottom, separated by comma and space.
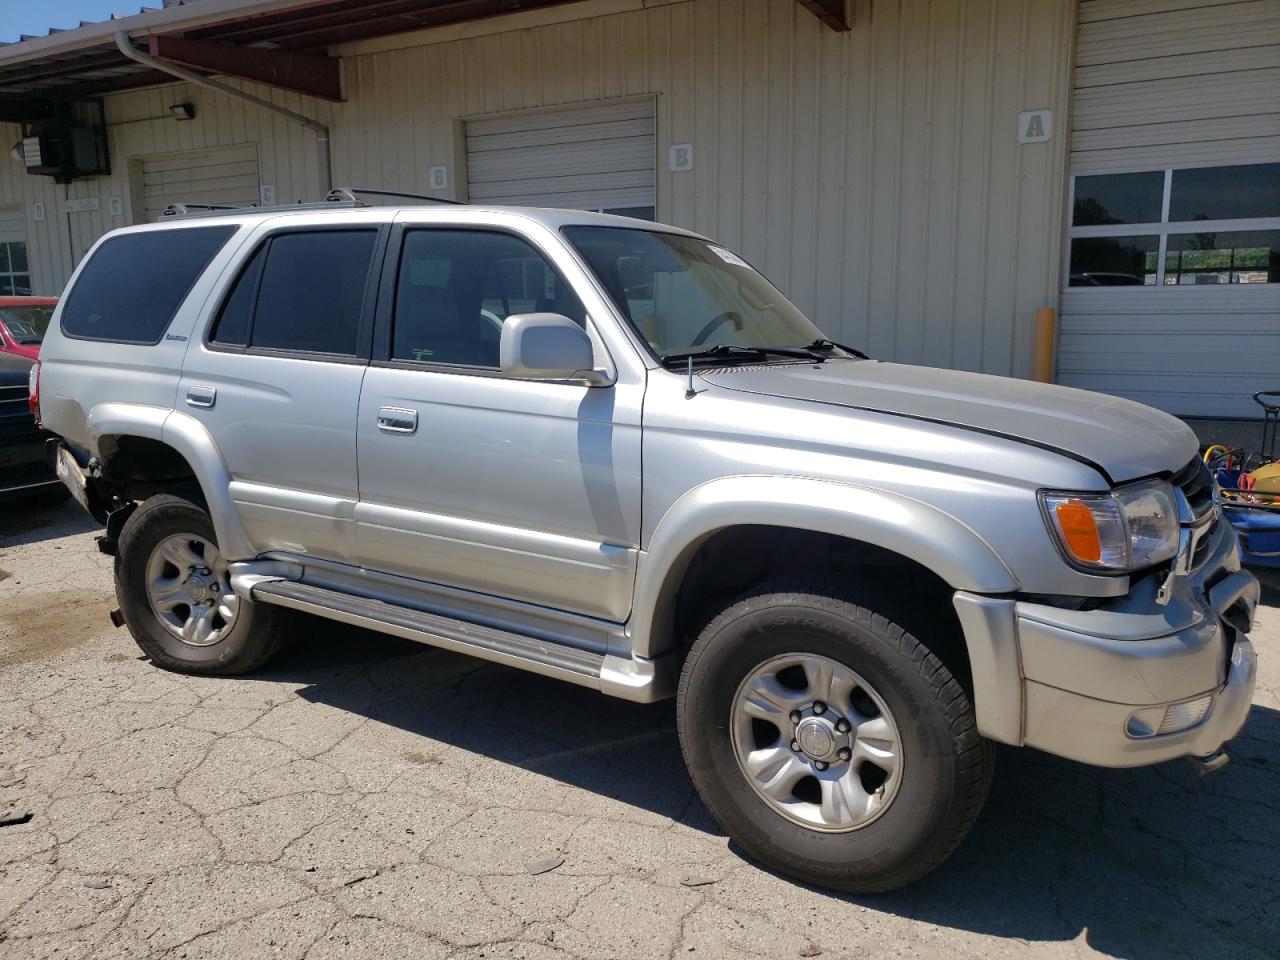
0, 296, 58, 361
0, 351, 61, 500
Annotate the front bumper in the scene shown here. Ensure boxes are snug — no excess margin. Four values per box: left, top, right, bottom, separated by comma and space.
955, 515, 1260, 768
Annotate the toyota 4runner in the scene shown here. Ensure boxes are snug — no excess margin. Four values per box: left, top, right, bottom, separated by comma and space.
33, 199, 1259, 892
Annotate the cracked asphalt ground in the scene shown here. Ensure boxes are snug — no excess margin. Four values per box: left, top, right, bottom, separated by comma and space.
1, 500, 1277, 960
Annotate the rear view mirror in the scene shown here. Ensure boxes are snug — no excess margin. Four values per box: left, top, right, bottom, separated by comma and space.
500, 314, 609, 384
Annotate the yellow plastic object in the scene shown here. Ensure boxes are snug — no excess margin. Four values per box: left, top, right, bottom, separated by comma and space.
1054, 499, 1102, 563
1247, 461, 1280, 494
1202, 444, 1231, 464
1033, 308, 1056, 383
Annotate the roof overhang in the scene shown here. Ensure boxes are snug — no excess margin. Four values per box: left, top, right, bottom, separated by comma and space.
0, 0, 849, 104
0, 0, 584, 102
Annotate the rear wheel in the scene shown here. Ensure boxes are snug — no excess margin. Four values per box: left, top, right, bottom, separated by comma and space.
115, 494, 292, 675
677, 577, 993, 893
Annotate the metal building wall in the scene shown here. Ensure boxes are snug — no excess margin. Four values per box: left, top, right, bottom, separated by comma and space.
0, 0, 1074, 380
332, 0, 1075, 378
0, 77, 330, 296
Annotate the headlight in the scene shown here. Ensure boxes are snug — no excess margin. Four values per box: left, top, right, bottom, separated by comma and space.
1040, 479, 1179, 573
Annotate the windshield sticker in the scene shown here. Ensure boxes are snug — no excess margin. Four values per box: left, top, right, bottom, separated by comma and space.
709, 245, 750, 268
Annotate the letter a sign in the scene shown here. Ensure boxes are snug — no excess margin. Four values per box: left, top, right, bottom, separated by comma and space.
1018, 110, 1052, 144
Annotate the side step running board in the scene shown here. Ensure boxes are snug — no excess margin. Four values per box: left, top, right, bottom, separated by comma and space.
252, 580, 605, 687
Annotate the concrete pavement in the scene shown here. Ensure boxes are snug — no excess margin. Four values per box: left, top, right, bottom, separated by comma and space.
1, 499, 1277, 959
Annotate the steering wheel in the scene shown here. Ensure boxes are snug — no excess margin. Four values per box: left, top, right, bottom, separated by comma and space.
691, 311, 744, 347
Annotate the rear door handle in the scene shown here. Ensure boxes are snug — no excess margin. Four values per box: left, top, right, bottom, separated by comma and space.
377, 406, 418, 434
186, 385, 216, 408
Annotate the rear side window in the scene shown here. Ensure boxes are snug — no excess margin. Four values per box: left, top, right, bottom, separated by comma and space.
61, 226, 235, 344
209, 244, 265, 348
250, 230, 377, 355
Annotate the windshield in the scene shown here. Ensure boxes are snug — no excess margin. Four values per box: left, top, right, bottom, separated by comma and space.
0, 306, 53, 345
564, 226, 830, 361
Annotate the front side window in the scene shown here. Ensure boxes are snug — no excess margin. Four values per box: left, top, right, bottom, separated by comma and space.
1068, 162, 1280, 288
249, 230, 377, 355
0, 305, 53, 345
62, 226, 235, 343
565, 226, 828, 360
392, 230, 584, 368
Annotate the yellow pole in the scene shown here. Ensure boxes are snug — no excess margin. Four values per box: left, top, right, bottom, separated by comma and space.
1033, 307, 1056, 383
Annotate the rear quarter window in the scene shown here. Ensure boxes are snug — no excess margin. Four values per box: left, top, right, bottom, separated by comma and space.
60, 226, 236, 344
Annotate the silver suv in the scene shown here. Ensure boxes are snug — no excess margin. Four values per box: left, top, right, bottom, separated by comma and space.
34, 201, 1259, 892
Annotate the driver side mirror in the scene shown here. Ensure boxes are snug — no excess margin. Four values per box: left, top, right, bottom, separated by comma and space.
500, 314, 609, 385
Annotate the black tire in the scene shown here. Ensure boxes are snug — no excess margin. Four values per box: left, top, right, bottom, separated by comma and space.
114, 494, 293, 675
677, 577, 994, 893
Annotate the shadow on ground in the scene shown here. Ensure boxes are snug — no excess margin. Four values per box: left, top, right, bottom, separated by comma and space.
0, 493, 98, 548
243, 617, 1278, 960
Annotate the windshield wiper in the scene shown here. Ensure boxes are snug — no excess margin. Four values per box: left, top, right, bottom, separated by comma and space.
805, 338, 869, 360
659, 343, 825, 369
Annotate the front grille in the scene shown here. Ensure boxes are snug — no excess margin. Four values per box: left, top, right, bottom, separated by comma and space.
1171, 457, 1215, 522
1191, 526, 1216, 570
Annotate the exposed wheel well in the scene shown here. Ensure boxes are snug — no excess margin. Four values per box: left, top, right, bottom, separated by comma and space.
97, 435, 204, 505
658, 525, 972, 694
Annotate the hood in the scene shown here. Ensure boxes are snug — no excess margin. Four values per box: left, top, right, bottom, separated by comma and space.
701, 360, 1197, 484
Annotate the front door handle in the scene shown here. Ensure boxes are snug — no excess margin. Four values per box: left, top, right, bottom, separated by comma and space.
186, 385, 216, 408
377, 406, 418, 434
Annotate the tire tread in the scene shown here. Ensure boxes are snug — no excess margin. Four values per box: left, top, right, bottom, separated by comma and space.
677, 575, 994, 893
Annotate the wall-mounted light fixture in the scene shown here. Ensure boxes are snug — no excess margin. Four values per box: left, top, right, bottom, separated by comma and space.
169, 102, 195, 121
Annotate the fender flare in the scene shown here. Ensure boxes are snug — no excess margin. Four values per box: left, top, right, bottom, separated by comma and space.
627, 475, 1018, 658
86, 403, 254, 560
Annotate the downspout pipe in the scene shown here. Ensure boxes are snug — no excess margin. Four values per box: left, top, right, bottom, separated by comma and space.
113, 31, 332, 193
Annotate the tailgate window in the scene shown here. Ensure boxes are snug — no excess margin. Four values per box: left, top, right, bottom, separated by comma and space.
61, 226, 235, 344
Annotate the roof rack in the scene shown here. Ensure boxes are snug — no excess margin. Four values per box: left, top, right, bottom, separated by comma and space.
326, 187, 466, 206
159, 186, 465, 219
161, 198, 360, 219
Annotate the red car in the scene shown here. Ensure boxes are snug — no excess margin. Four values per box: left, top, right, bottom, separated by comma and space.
0, 296, 57, 361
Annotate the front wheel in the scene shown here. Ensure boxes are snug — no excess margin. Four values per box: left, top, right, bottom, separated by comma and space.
677, 578, 993, 893
114, 494, 293, 675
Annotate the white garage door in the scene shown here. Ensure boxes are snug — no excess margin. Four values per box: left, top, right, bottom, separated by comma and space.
0, 207, 31, 296
141, 144, 260, 221
465, 99, 655, 217
1057, 0, 1280, 419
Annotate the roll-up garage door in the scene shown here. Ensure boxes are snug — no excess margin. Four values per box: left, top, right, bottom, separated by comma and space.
465, 99, 655, 215
0, 207, 24, 245
1057, 0, 1280, 419
141, 144, 260, 221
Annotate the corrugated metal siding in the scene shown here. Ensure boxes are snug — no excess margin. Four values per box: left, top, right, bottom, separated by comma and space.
1060, 0, 1280, 418
465, 99, 655, 208
331, 0, 1073, 378
0, 77, 330, 295
0, 0, 1072, 378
